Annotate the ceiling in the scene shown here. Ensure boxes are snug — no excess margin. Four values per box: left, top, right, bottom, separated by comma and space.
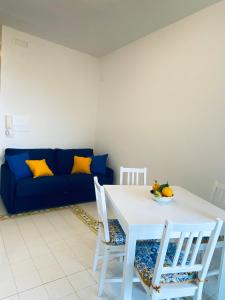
0, 0, 222, 57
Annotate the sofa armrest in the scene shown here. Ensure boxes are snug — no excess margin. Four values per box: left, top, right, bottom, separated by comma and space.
1, 163, 17, 213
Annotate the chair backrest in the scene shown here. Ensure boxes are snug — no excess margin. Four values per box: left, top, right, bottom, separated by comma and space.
152, 218, 223, 287
210, 181, 225, 210
120, 167, 147, 185
94, 177, 110, 242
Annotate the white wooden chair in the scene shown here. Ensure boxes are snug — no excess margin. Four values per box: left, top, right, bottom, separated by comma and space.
92, 177, 126, 296
120, 166, 147, 185
134, 218, 223, 300
201, 181, 225, 278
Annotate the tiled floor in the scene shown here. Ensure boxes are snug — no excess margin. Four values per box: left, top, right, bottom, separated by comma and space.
0, 200, 219, 300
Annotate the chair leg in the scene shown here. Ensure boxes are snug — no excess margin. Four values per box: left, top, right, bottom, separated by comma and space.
93, 227, 102, 272
98, 244, 110, 297
194, 282, 204, 300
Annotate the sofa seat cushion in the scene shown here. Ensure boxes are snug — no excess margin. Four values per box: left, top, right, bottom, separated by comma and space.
135, 240, 197, 288
16, 176, 69, 198
55, 148, 93, 175
65, 174, 94, 192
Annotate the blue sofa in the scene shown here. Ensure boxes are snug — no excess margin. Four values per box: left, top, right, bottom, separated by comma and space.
1, 148, 114, 214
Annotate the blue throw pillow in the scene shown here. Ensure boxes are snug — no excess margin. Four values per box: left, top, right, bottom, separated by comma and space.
91, 154, 108, 175
6, 152, 32, 180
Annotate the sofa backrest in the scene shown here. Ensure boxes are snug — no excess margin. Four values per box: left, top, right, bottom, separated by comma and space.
5, 148, 57, 174
55, 148, 93, 175
4, 148, 94, 176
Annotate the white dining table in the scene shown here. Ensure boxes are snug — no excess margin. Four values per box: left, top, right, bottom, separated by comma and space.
104, 185, 225, 300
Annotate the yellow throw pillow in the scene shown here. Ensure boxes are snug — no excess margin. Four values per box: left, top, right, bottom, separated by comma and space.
26, 159, 54, 178
71, 156, 92, 175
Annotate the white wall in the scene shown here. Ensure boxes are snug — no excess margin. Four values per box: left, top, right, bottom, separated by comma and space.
95, 1, 225, 199
0, 26, 100, 161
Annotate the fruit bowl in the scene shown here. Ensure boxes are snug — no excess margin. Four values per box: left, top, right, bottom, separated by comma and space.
150, 180, 174, 204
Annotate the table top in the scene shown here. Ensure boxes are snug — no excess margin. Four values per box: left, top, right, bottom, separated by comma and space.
105, 185, 225, 234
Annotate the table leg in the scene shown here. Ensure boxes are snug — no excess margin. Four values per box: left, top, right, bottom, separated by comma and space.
121, 231, 136, 300
217, 240, 225, 300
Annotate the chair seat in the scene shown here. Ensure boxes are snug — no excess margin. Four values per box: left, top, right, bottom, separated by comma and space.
108, 219, 126, 246
135, 240, 197, 288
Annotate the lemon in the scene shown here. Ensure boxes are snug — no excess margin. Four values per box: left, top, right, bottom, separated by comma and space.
162, 187, 173, 197
152, 180, 160, 191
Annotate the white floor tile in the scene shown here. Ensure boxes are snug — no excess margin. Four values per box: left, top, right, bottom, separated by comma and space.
0, 251, 9, 265
33, 253, 57, 269
14, 270, 42, 292
38, 263, 65, 283
76, 253, 93, 269
45, 278, 74, 300
58, 294, 79, 300
76, 284, 112, 300
0, 263, 14, 281
57, 257, 85, 276
11, 258, 36, 276
87, 268, 100, 282
52, 247, 75, 261
0, 278, 17, 299
47, 240, 69, 252
4, 295, 19, 300
7, 248, 31, 264
28, 244, 51, 258
102, 282, 122, 299
18, 286, 49, 300
68, 270, 96, 291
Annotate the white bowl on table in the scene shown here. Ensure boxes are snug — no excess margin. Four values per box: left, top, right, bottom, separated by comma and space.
152, 195, 174, 203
